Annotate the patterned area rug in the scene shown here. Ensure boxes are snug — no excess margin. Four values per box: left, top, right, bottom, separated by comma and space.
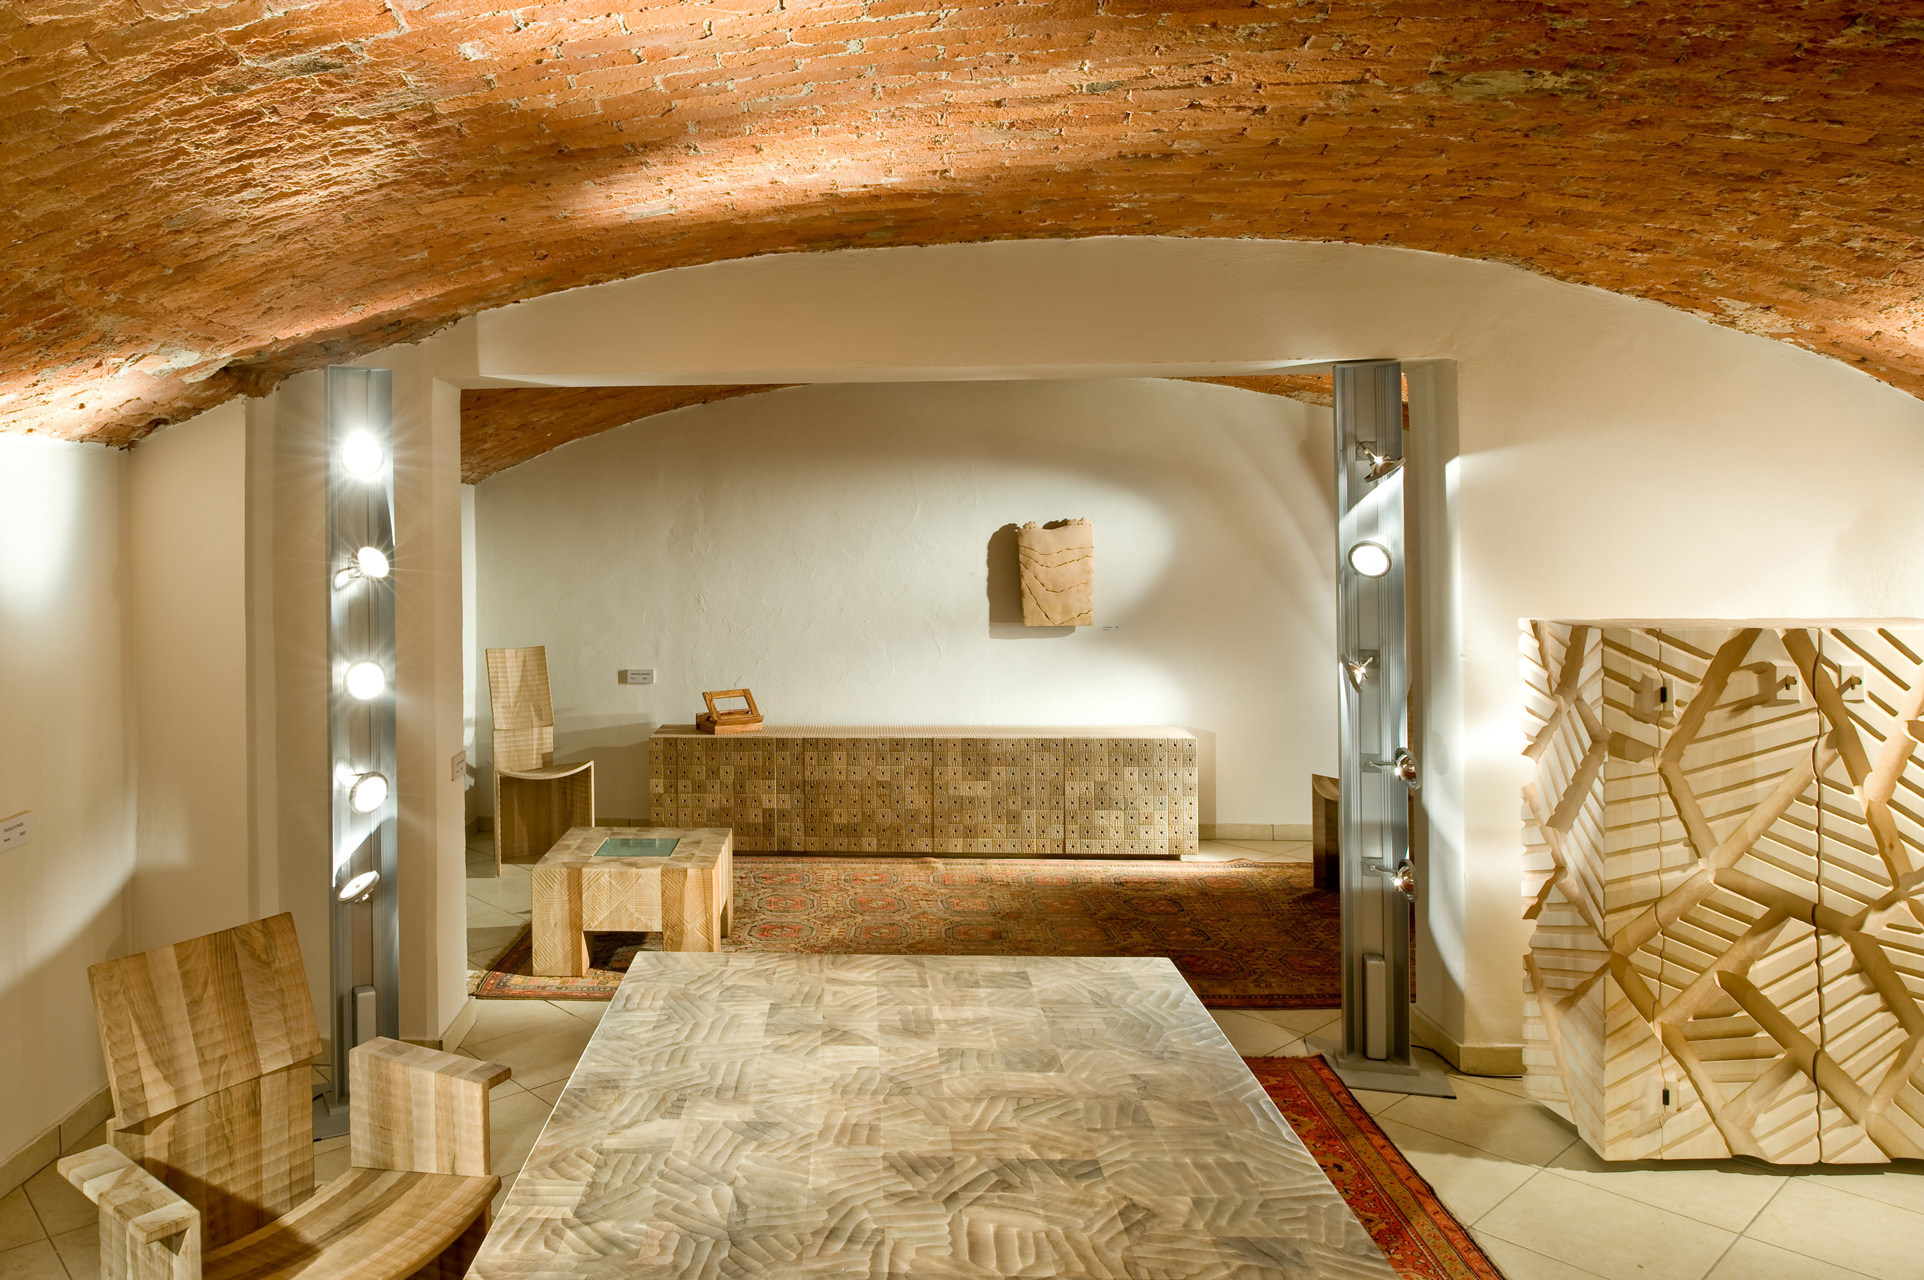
472, 855, 1338, 1007
1249, 1057, 1506, 1280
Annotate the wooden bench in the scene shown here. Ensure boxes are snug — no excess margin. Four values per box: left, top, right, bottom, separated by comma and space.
59, 915, 509, 1280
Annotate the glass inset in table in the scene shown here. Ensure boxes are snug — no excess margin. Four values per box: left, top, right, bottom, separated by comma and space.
594, 836, 680, 857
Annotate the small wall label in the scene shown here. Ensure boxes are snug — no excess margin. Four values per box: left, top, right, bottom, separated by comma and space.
0, 811, 32, 852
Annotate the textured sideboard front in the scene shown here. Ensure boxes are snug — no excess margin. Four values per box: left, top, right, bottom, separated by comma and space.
1522, 622, 1924, 1164
649, 727, 1198, 857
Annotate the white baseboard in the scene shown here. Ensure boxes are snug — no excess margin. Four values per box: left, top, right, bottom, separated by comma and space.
1201, 824, 1312, 842
1412, 1004, 1524, 1077
0, 1087, 112, 1200
437, 997, 478, 1053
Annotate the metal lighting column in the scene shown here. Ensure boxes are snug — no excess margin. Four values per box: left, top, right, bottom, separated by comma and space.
321, 366, 401, 1135
1315, 361, 1453, 1097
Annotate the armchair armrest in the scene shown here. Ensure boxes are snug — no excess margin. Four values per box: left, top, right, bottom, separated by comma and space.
60, 1145, 201, 1280
350, 1037, 511, 1177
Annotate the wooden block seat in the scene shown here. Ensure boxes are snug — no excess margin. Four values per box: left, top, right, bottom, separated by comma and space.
205, 1169, 497, 1280
60, 915, 512, 1280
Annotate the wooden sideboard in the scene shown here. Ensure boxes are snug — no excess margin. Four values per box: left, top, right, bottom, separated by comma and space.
1523, 622, 1924, 1164
648, 725, 1198, 857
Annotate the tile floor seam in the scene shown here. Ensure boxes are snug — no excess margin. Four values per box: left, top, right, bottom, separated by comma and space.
1734, 1177, 1893, 1279
1466, 1165, 1551, 1230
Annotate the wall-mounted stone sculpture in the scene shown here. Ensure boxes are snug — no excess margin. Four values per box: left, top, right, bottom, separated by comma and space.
1016, 519, 1094, 626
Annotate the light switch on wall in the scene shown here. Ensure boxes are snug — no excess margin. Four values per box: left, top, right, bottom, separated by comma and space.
0, 811, 32, 852
620, 669, 656, 686
451, 750, 467, 783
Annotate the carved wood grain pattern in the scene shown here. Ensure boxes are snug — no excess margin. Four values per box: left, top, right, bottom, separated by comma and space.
58, 1147, 200, 1280
84, 914, 320, 1249
487, 646, 595, 868
660, 834, 732, 952
651, 732, 1195, 856
348, 1039, 510, 1178
111, 1069, 316, 1250
199, 1168, 499, 1280
1524, 622, 1924, 1163
88, 913, 320, 1126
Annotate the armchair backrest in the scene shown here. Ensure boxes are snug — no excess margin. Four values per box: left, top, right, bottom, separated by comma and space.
487, 645, 557, 772
87, 913, 322, 1249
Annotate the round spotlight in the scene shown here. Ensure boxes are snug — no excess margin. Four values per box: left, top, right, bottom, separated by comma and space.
337, 870, 381, 902
348, 771, 389, 814
341, 431, 384, 479
1347, 541, 1393, 578
344, 661, 387, 700
355, 546, 390, 580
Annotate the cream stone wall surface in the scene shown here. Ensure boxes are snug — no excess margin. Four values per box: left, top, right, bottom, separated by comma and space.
129, 401, 254, 951
0, 436, 131, 1167
472, 378, 1339, 833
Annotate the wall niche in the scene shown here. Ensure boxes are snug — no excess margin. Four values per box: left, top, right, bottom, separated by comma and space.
1522, 621, 1924, 1163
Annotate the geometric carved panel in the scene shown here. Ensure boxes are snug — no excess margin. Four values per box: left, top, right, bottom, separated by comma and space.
1523, 621, 1924, 1163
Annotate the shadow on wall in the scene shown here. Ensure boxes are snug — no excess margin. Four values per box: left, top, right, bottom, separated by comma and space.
986, 523, 1073, 639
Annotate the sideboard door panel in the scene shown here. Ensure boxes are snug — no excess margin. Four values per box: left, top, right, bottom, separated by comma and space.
1799, 627, 1924, 1161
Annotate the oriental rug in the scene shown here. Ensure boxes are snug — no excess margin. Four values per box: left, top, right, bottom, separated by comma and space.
1248, 1056, 1508, 1280
471, 854, 1339, 1007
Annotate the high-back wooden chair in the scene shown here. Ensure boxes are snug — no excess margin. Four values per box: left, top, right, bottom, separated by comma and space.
486, 646, 594, 873
60, 914, 510, 1280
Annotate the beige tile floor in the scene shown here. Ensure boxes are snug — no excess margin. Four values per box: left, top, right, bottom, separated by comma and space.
5, 838, 1917, 1280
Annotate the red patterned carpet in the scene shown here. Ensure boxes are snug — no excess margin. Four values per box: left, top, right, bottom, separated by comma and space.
473, 854, 1339, 1007
1249, 1057, 1507, 1280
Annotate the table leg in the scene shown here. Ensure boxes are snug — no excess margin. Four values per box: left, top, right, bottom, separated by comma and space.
532, 865, 588, 977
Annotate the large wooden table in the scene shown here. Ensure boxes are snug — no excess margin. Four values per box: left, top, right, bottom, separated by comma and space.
649, 725, 1199, 857
470, 952, 1396, 1280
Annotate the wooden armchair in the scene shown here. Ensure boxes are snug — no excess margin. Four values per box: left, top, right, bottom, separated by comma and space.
486, 645, 594, 873
59, 914, 509, 1280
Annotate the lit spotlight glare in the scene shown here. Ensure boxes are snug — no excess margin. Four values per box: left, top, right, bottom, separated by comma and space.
344, 661, 387, 700
355, 546, 390, 579
341, 431, 384, 479
348, 771, 389, 814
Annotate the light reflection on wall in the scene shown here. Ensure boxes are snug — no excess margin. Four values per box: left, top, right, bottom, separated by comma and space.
0, 435, 87, 617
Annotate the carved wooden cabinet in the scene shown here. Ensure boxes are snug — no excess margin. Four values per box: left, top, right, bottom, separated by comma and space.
1523, 623, 1924, 1163
649, 725, 1198, 857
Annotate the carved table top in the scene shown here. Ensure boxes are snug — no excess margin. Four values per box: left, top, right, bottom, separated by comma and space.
470, 952, 1394, 1280
534, 826, 731, 871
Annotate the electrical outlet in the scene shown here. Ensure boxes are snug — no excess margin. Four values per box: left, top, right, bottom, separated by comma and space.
620, 669, 656, 686
0, 811, 32, 852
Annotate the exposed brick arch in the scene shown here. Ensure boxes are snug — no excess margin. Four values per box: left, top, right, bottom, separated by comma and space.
6, 1, 1920, 447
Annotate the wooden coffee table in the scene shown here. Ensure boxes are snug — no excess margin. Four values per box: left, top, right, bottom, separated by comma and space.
530, 827, 733, 976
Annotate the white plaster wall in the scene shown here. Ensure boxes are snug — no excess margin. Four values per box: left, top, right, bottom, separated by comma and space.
129, 401, 253, 950
468, 237, 1924, 1061
473, 379, 1338, 824
0, 436, 132, 1166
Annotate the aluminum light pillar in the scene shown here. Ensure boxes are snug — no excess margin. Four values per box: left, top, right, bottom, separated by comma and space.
1312, 361, 1453, 1098
319, 367, 401, 1135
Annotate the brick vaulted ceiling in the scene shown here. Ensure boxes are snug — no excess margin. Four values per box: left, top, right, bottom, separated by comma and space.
5, 2, 1922, 452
